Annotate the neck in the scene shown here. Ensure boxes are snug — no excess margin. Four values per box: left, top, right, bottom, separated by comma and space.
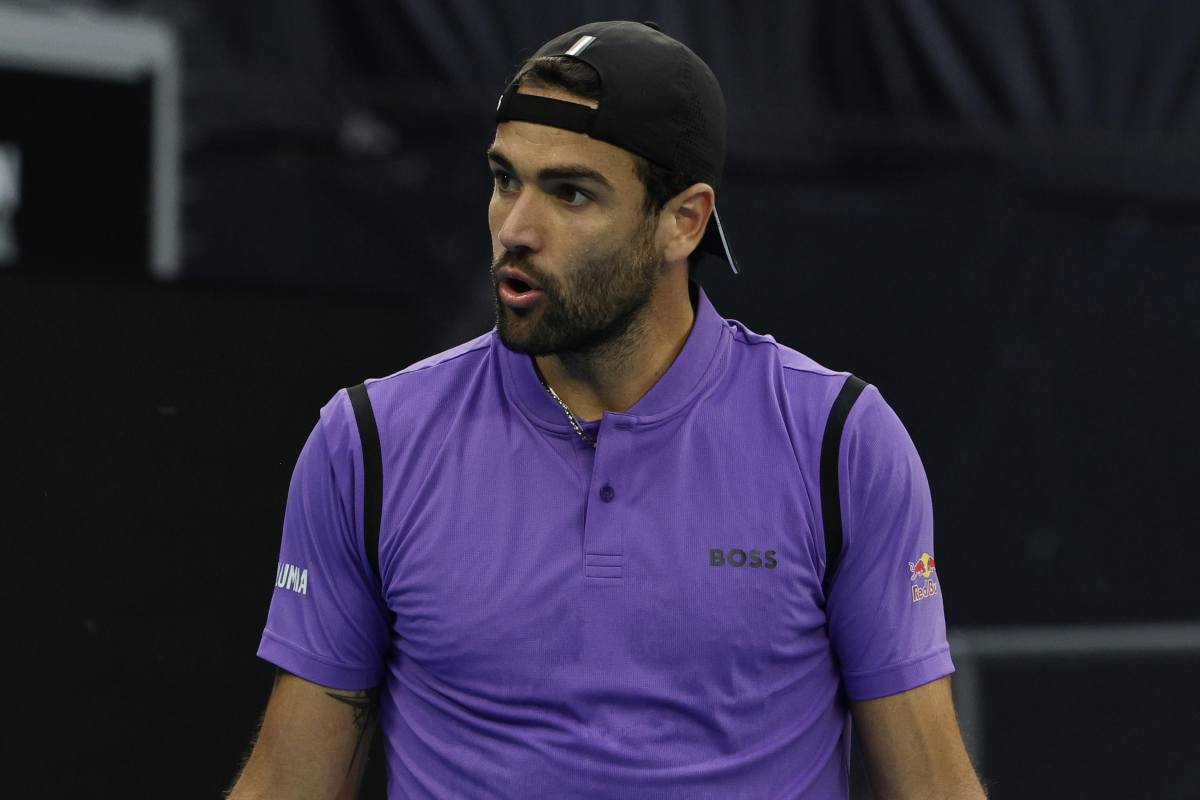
535, 278, 696, 422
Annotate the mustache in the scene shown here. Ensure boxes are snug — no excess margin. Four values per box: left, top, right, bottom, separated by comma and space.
492, 251, 550, 288
492, 250, 529, 271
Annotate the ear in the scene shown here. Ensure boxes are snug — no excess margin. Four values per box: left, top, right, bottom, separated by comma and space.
660, 182, 715, 265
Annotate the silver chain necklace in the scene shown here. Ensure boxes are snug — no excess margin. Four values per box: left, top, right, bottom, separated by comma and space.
537, 376, 597, 448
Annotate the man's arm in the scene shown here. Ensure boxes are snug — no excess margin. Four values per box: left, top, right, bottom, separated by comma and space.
850, 675, 987, 800
227, 670, 379, 800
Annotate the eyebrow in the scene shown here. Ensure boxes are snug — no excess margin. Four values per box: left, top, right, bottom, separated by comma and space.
486, 147, 614, 191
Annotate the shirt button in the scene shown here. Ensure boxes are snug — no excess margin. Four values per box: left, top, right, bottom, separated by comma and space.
599, 484, 615, 502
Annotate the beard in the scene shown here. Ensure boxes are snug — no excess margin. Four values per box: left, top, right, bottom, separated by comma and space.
491, 216, 662, 357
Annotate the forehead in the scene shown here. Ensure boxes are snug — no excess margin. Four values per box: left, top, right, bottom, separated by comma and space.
490, 85, 640, 187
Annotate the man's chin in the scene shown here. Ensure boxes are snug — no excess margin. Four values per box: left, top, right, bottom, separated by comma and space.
496, 310, 550, 355
497, 330, 536, 354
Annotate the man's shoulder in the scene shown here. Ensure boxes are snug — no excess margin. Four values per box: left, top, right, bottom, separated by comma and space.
724, 319, 917, 460
724, 316, 851, 401
315, 330, 496, 436
369, 329, 495, 392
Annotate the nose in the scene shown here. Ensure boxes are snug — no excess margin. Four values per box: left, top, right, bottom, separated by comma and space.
495, 189, 545, 255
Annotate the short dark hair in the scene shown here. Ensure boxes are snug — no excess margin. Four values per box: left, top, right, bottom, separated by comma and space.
511, 56, 704, 277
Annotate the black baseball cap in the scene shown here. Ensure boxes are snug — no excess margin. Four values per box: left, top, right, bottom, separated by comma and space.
496, 20, 739, 275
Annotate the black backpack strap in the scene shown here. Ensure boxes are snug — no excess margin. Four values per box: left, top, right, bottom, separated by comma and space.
346, 382, 385, 591
820, 374, 869, 599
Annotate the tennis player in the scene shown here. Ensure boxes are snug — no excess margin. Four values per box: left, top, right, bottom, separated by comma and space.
229, 20, 986, 799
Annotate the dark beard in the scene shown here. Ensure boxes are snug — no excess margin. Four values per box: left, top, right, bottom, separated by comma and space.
491, 218, 661, 357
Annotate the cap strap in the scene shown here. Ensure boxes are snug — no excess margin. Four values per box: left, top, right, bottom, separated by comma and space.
710, 207, 740, 275
496, 89, 596, 135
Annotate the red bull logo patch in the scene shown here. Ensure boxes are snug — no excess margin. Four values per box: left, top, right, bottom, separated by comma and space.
907, 552, 939, 603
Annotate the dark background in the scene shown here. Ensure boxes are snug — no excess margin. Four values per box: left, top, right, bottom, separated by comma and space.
3, 1, 1198, 797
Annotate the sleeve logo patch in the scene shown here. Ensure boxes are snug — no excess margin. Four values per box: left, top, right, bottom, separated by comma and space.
275, 561, 309, 595
907, 552, 939, 603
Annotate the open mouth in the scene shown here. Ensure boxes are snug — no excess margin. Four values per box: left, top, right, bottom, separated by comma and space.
504, 277, 534, 294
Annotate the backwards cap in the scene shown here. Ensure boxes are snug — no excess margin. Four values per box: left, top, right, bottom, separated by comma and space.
496, 20, 739, 275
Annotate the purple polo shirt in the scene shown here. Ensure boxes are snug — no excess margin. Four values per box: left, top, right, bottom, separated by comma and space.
258, 281, 953, 799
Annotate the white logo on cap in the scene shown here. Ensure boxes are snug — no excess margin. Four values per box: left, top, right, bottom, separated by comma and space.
565, 35, 596, 56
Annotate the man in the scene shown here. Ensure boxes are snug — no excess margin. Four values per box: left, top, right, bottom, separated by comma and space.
229, 20, 986, 800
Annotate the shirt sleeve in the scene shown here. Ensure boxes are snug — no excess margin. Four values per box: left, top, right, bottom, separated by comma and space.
826, 385, 954, 700
256, 389, 390, 690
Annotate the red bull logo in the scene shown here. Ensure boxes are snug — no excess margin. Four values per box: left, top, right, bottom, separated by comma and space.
907, 552, 939, 603
908, 553, 936, 581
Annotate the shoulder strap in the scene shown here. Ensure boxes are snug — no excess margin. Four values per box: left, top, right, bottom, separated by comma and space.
820, 374, 869, 599
346, 382, 385, 590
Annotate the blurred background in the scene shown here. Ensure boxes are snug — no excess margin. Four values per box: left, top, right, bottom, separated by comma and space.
3, 0, 1198, 797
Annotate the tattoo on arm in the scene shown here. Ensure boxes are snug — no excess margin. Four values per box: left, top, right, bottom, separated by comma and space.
325, 688, 380, 775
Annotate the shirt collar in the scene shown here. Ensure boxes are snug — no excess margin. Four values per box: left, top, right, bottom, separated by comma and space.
496, 280, 730, 432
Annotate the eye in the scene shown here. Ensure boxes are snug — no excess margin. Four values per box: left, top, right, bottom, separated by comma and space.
556, 185, 590, 207
493, 171, 517, 193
